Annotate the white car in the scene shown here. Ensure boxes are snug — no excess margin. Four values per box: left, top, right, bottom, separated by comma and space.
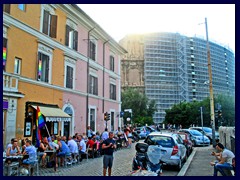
144, 132, 187, 170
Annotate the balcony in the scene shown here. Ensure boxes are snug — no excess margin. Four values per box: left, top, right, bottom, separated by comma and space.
3, 72, 19, 92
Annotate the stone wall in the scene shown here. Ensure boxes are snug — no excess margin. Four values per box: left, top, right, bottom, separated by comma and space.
219, 126, 235, 154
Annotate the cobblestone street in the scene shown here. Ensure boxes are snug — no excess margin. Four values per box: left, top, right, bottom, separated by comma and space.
38, 142, 178, 176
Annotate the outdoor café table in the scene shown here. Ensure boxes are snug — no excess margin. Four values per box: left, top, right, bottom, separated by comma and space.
4, 155, 28, 176
44, 150, 57, 171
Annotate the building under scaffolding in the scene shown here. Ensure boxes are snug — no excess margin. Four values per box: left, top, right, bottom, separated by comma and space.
120, 32, 235, 123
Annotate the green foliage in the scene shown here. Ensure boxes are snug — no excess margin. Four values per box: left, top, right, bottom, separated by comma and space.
121, 88, 157, 126
164, 94, 235, 128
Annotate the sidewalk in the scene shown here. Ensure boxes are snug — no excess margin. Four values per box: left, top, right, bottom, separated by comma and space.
178, 146, 216, 176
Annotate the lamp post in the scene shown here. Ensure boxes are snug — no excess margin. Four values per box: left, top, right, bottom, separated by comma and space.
205, 17, 216, 148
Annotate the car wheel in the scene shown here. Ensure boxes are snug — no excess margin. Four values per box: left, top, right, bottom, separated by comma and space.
177, 159, 182, 170
192, 141, 196, 147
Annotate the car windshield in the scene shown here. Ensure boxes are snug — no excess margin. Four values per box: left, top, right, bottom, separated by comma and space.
179, 134, 186, 140
202, 127, 212, 133
147, 135, 174, 147
190, 130, 203, 136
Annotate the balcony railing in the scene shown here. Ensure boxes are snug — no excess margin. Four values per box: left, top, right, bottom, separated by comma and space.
3, 72, 19, 92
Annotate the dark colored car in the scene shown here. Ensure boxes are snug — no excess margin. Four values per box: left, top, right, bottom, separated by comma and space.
176, 132, 193, 157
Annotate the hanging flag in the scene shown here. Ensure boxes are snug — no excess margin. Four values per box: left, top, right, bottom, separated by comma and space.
3, 47, 7, 67
36, 106, 46, 147
37, 106, 45, 128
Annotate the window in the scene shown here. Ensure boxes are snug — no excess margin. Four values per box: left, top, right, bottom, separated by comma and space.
110, 55, 114, 71
14, 57, 21, 74
65, 25, 78, 51
3, 38, 7, 71
18, 4, 25, 11
66, 65, 73, 89
89, 40, 96, 61
3, 4, 10, 13
42, 10, 57, 38
37, 52, 50, 83
89, 75, 98, 95
90, 108, 96, 132
110, 84, 116, 100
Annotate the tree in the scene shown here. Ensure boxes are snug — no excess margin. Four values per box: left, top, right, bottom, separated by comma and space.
121, 88, 157, 126
164, 94, 235, 128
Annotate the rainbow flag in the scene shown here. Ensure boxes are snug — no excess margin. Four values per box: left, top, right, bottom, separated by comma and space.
3, 47, 7, 67
37, 106, 45, 128
36, 106, 46, 147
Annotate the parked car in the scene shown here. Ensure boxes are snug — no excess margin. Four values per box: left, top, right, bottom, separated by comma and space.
189, 127, 219, 143
144, 132, 187, 170
176, 132, 193, 157
135, 126, 158, 139
178, 129, 210, 147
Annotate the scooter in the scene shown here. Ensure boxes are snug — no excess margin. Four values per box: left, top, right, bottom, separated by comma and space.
132, 142, 163, 176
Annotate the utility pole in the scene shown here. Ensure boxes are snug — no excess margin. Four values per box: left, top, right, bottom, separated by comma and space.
205, 17, 216, 147
200, 106, 204, 143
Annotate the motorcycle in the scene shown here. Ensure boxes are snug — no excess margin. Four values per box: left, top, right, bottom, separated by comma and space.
131, 131, 140, 142
132, 142, 163, 176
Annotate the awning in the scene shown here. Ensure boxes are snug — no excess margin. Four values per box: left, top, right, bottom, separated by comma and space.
32, 105, 71, 122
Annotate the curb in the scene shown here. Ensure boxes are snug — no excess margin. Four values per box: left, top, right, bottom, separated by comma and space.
177, 148, 197, 176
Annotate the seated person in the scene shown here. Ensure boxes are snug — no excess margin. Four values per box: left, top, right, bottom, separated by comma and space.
49, 136, 59, 150
22, 140, 37, 164
67, 136, 78, 160
6, 140, 21, 157
56, 136, 71, 166
6, 140, 21, 163
232, 157, 235, 175
38, 137, 52, 167
210, 143, 235, 176
86, 135, 97, 158
6, 138, 18, 152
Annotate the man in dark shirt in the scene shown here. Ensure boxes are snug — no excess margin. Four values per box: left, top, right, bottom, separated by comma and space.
102, 132, 116, 176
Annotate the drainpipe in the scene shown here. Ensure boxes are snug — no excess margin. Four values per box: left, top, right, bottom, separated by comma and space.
102, 40, 110, 114
86, 27, 95, 134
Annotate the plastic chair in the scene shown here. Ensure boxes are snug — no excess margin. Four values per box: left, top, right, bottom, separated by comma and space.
64, 153, 72, 167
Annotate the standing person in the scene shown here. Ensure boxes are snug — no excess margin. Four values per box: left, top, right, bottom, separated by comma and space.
87, 126, 93, 138
101, 128, 109, 141
210, 142, 235, 176
102, 132, 116, 176
78, 135, 86, 161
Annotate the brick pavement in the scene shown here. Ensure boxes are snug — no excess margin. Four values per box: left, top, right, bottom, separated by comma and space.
38, 145, 136, 176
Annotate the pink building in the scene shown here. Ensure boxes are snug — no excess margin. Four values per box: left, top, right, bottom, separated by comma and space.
61, 5, 127, 137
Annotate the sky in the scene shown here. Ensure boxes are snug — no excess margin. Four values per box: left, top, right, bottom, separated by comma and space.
78, 4, 235, 52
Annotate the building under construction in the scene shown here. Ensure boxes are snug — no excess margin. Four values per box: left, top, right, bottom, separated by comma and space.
120, 32, 235, 123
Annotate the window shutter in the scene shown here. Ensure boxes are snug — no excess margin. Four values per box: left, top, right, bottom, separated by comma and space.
95, 77, 98, 95
89, 41, 93, 59
70, 67, 73, 88
65, 25, 70, 46
50, 15, 57, 38
89, 75, 92, 93
43, 10, 49, 35
3, 4, 11, 13
66, 66, 73, 89
73, 31, 78, 51
45, 55, 49, 82
92, 43, 96, 60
